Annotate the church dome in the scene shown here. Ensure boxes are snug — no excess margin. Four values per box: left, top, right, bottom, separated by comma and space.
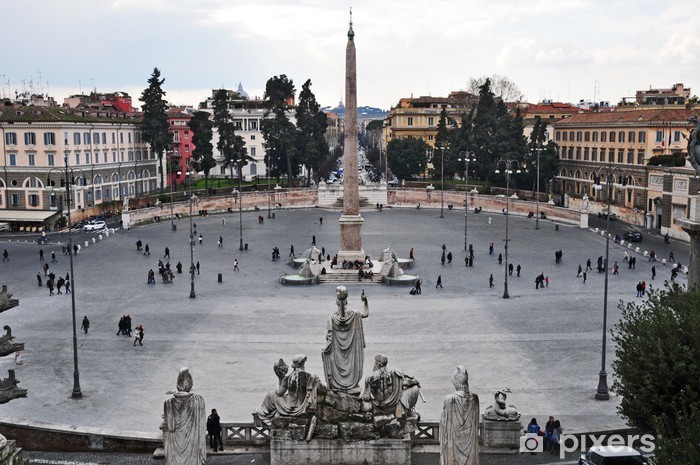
236, 82, 249, 100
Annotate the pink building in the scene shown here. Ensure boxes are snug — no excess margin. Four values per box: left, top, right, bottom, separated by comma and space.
167, 109, 195, 188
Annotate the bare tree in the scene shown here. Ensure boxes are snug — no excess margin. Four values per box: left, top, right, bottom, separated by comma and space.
467, 74, 523, 102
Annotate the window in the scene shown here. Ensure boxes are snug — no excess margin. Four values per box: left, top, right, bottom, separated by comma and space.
583, 148, 589, 161
75, 153, 80, 165
94, 132, 100, 144
628, 131, 635, 143
112, 151, 117, 162
24, 132, 36, 145
64, 131, 69, 145
120, 151, 125, 162
627, 149, 634, 164
618, 131, 625, 143
43, 132, 56, 145
250, 135, 256, 141
103, 132, 107, 144
185, 145, 190, 153
83, 132, 91, 144
47, 153, 55, 166
86, 152, 91, 164
128, 150, 134, 161
674, 130, 681, 142
599, 148, 606, 163
249, 121, 258, 130
136, 150, 142, 161
5, 132, 17, 145
112, 132, 116, 144
407, 117, 414, 126
184, 131, 189, 139
568, 147, 574, 159
576, 147, 581, 160
576, 131, 582, 142
28, 153, 35, 166
134, 132, 141, 143
655, 130, 664, 143
250, 163, 257, 175
555, 131, 561, 142
428, 135, 434, 141
104, 151, 108, 163
120, 133, 124, 144
569, 131, 574, 141
235, 122, 242, 130
10, 194, 20, 207
28, 194, 39, 207
250, 147, 256, 157
9, 154, 16, 166
592, 131, 598, 142
592, 148, 598, 161
128, 133, 131, 144
584, 131, 590, 142
637, 150, 644, 164
609, 131, 615, 143
617, 149, 624, 163
428, 117, 434, 126
639, 131, 646, 143
74, 132, 81, 145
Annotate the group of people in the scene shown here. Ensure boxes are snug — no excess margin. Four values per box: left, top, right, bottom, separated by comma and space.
526, 416, 563, 455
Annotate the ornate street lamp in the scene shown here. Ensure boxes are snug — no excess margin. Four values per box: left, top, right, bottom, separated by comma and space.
47, 151, 84, 398
186, 165, 196, 299
458, 151, 477, 251
495, 158, 522, 299
532, 144, 545, 230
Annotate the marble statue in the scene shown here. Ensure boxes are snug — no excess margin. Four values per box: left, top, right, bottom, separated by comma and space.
0, 326, 24, 357
298, 260, 315, 278
361, 354, 421, 419
581, 193, 590, 211
0, 286, 19, 313
254, 355, 324, 425
440, 366, 479, 465
688, 115, 700, 176
482, 388, 520, 421
0, 370, 27, 404
163, 368, 206, 465
322, 286, 369, 393
387, 261, 403, 278
378, 247, 398, 263
122, 196, 129, 212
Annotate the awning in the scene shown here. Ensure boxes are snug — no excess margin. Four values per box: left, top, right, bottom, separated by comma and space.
0, 210, 58, 223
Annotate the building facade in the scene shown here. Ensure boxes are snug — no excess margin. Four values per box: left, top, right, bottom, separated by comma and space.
0, 105, 158, 227
552, 107, 697, 232
167, 109, 195, 189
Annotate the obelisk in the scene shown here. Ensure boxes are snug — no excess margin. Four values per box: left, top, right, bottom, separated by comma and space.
337, 9, 365, 264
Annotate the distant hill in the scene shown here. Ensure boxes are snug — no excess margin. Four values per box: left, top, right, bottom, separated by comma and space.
322, 104, 387, 117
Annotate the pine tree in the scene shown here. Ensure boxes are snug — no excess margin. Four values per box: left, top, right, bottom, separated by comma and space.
295, 79, 328, 185
188, 111, 216, 193
261, 75, 297, 184
140, 67, 170, 192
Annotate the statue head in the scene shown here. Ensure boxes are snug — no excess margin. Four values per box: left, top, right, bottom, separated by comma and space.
176, 367, 193, 393
373, 353, 388, 371
336, 286, 348, 315
451, 365, 470, 393
291, 354, 307, 370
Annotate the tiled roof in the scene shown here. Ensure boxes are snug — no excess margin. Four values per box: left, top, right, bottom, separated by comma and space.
553, 108, 698, 127
0, 105, 141, 124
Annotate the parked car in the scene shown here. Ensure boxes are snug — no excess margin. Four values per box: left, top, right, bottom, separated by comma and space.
83, 220, 106, 232
579, 445, 649, 465
387, 178, 398, 187
598, 212, 618, 221
623, 231, 643, 242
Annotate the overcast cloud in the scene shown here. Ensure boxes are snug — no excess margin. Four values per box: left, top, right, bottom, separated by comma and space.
2, 0, 698, 110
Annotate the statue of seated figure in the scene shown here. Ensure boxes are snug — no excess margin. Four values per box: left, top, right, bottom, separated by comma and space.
482, 388, 520, 421
361, 354, 421, 419
254, 355, 324, 426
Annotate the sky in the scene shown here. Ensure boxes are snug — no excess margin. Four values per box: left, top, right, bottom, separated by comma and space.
2, 0, 699, 111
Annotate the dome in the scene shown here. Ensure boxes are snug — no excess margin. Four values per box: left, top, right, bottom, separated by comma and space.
236, 82, 249, 100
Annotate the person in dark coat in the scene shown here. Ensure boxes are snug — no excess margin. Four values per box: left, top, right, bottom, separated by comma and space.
207, 409, 223, 451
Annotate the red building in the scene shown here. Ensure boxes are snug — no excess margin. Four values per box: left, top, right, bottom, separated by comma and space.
167, 109, 195, 188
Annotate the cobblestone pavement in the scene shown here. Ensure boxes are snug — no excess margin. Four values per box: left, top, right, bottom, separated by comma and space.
0, 206, 687, 440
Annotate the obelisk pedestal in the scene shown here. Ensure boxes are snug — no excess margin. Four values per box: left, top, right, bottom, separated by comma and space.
337, 13, 365, 264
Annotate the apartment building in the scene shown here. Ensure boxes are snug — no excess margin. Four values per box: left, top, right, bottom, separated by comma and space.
0, 105, 158, 228
167, 109, 195, 189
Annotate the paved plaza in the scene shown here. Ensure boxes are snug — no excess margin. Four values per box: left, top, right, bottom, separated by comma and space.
0, 206, 688, 442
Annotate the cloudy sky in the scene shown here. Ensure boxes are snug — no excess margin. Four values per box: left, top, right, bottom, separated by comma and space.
3, 0, 699, 110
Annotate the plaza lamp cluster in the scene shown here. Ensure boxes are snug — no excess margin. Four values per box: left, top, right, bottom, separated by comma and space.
494, 158, 523, 299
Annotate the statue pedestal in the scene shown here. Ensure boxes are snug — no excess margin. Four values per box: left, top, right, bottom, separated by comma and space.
481, 419, 522, 452
0, 439, 25, 465
337, 214, 365, 263
677, 195, 700, 288
580, 211, 589, 229
271, 436, 411, 465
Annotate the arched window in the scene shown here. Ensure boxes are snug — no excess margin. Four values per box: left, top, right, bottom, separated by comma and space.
250, 163, 257, 175
23, 177, 44, 188
127, 171, 136, 181
94, 175, 103, 185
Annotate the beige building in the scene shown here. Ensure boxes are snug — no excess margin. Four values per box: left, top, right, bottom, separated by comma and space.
0, 105, 158, 228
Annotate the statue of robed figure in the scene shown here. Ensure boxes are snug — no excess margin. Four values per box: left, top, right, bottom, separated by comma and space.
440, 365, 480, 465
163, 368, 206, 465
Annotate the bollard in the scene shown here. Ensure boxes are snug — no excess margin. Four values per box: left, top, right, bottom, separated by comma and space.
662, 259, 667, 266
84, 241, 89, 247
272, 213, 275, 219
172, 223, 177, 231
98, 235, 103, 240
555, 224, 559, 231
244, 243, 248, 251
218, 273, 222, 283
92, 237, 96, 244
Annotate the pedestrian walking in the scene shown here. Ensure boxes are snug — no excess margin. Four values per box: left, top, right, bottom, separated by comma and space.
51, 251, 56, 263
312, 235, 316, 246
234, 259, 239, 272
577, 264, 582, 277
199, 234, 203, 245
319, 217, 323, 225
447, 251, 453, 264
545, 276, 549, 287
631, 256, 636, 269
441, 251, 446, 265
651, 265, 656, 280
516, 264, 521, 277
47, 279, 54, 296
39, 249, 44, 261
489, 243, 494, 255
669, 250, 675, 262
222, 218, 226, 226
498, 253, 503, 265
196, 261, 200, 275
133, 325, 144, 346
144, 244, 150, 256
586, 258, 592, 271
36, 273, 42, 287
207, 409, 224, 451
218, 236, 223, 248
436, 274, 443, 288
508, 263, 514, 276
81, 316, 90, 334
415, 277, 422, 294
164, 247, 170, 259
489, 274, 494, 287
2, 249, 8, 261
290, 245, 295, 257
409, 248, 414, 260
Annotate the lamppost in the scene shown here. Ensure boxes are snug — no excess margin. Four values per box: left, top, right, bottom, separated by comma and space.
438, 143, 449, 218
47, 151, 83, 398
186, 164, 196, 299
267, 166, 272, 219
458, 151, 476, 251
167, 150, 176, 231
237, 159, 244, 251
495, 158, 522, 299
532, 144, 545, 230
593, 161, 625, 401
